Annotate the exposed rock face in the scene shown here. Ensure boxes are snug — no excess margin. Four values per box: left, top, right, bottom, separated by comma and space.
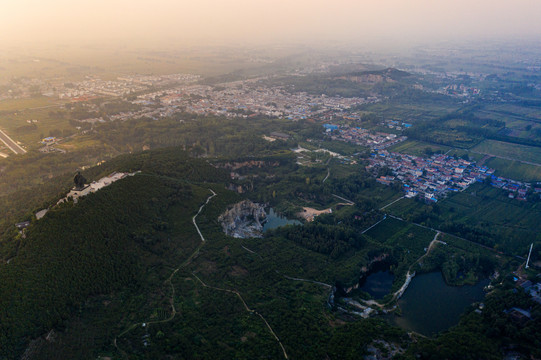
218, 200, 266, 238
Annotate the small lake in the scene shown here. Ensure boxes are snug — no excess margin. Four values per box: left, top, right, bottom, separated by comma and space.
263, 208, 301, 231
359, 271, 395, 299
387, 272, 488, 336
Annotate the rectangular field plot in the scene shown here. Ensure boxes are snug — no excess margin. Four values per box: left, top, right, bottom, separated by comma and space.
473, 139, 541, 165
388, 140, 451, 157
484, 157, 541, 181
365, 217, 436, 256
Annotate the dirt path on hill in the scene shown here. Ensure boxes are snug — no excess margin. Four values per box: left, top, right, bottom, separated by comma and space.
114, 189, 216, 357
192, 273, 289, 359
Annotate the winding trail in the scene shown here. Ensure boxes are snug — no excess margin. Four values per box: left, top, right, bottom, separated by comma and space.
192, 273, 289, 359
415, 232, 444, 266
241, 244, 263, 260
114, 189, 216, 356
280, 273, 332, 288
322, 168, 330, 183
193, 189, 217, 242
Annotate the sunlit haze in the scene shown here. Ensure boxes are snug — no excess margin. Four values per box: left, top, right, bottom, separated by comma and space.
2, 0, 541, 48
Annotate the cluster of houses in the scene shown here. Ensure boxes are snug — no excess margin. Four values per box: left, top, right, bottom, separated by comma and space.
136, 79, 375, 120
516, 278, 541, 305
368, 151, 491, 201
489, 175, 532, 200
324, 124, 407, 150
58, 74, 199, 99
367, 150, 534, 201
383, 120, 412, 131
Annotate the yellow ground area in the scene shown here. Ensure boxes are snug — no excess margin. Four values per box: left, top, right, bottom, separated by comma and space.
298, 207, 332, 222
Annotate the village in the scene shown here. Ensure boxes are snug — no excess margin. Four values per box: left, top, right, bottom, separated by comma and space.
367, 150, 532, 202
324, 124, 408, 149
136, 77, 376, 120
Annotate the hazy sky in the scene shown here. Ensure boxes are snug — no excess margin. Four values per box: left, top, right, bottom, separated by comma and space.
1, 0, 541, 48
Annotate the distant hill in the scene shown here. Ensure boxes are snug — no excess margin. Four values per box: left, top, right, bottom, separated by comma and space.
336, 68, 413, 84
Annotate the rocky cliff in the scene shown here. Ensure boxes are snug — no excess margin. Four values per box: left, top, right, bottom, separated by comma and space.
218, 200, 267, 238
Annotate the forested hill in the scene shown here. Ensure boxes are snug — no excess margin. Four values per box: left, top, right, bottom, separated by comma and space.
0, 149, 223, 358
344, 67, 413, 81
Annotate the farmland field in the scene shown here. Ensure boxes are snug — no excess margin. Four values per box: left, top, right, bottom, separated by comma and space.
0, 107, 76, 150
386, 183, 541, 254
484, 157, 541, 181
357, 102, 457, 124
388, 139, 451, 156
480, 104, 541, 122
472, 139, 541, 164
0, 97, 61, 112
364, 216, 406, 243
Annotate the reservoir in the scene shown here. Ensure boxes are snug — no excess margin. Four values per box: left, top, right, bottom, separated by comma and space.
263, 208, 301, 231
388, 272, 488, 336
359, 270, 395, 299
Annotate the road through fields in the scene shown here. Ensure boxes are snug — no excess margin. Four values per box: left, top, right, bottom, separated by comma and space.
0, 129, 26, 154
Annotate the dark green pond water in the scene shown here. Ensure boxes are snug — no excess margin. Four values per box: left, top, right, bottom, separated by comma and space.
388, 272, 488, 336
359, 271, 395, 299
262, 208, 301, 231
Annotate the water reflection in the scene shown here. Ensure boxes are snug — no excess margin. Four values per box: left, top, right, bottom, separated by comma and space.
387, 272, 488, 336
359, 271, 395, 299
262, 208, 301, 231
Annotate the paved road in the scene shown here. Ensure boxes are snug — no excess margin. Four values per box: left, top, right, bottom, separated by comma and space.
361, 215, 387, 234
332, 194, 355, 204
0, 129, 26, 154
380, 196, 405, 210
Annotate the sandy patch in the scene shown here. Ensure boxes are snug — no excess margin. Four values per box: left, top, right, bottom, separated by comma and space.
298, 207, 332, 222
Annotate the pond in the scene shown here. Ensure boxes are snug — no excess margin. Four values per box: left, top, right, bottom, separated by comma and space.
387, 272, 489, 336
359, 271, 395, 300
262, 208, 301, 231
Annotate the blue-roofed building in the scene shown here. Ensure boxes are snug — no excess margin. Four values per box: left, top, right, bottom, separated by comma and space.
323, 124, 339, 131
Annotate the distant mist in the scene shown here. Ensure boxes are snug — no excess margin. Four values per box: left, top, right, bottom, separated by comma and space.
1, 0, 541, 50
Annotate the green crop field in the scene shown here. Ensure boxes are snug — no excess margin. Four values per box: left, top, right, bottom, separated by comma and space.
386, 183, 541, 255
365, 216, 435, 253
385, 197, 421, 217
482, 104, 541, 122
485, 157, 541, 181
0, 97, 60, 112
441, 189, 539, 230
0, 107, 76, 150
448, 148, 485, 162
364, 216, 406, 243
389, 139, 451, 156
358, 102, 457, 124
472, 139, 541, 164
